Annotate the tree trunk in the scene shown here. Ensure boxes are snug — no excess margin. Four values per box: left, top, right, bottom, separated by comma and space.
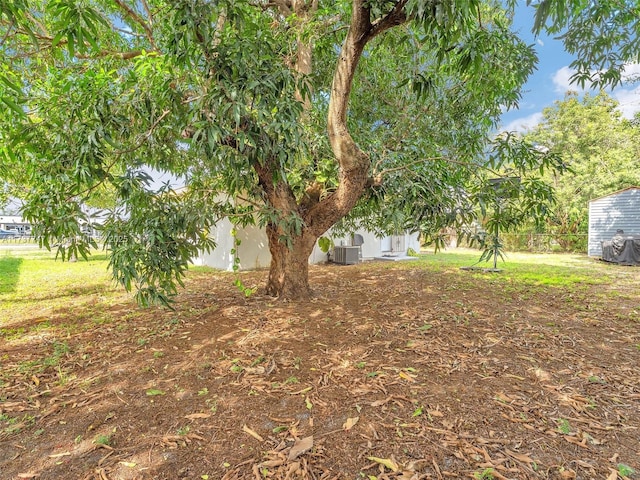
258, 1, 409, 300
264, 224, 317, 298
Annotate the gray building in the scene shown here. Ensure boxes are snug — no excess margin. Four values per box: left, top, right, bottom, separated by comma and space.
588, 187, 640, 257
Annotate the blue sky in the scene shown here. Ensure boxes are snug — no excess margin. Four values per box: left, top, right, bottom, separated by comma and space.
499, 4, 640, 133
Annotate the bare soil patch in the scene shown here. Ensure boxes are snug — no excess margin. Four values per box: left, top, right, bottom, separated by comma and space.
1, 261, 639, 479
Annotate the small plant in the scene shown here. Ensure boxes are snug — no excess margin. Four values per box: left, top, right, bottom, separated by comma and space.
284, 376, 299, 385
474, 468, 495, 480
618, 463, 636, 477
94, 433, 111, 446
198, 387, 209, 396
231, 229, 257, 297
230, 359, 243, 373
557, 418, 571, 435
177, 425, 190, 436
153, 351, 164, 358
250, 355, 265, 367
356, 361, 366, 369
206, 398, 218, 414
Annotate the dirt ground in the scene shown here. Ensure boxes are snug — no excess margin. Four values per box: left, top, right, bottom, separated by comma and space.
1, 260, 639, 480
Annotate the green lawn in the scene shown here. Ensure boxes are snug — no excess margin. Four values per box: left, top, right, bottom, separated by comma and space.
418, 248, 619, 288
0, 246, 632, 332
0, 247, 117, 325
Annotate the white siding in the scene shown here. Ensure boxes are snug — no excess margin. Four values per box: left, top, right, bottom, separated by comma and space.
196, 223, 421, 270
588, 187, 640, 256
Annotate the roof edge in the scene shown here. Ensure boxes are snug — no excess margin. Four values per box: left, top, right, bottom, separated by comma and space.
588, 186, 640, 203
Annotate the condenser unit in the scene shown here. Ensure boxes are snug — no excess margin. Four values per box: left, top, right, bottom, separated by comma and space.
333, 246, 360, 265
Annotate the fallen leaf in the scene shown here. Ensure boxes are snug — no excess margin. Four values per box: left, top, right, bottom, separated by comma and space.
367, 456, 399, 472
563, 435, 588, 448
504, 449, 533, 464
242, 424, 264, 442
185, 413, 211, 420
343, 416, 359, 430
288, 386, 313, 395
427, 409, 444, 418
145, 389, 165, 396
370, 397, 392, 407
288, 435, 313, 460
534, 368, 551, 382
494, 392, 514, 403
244, 366, 266, 375
119, 462, 137, 468
17, 474, 39, 479
606, 469, 618, 480
31, 375, 40, 386
558, 468, 576, 479
398, 371, 416, 382
48, 452, 71, 458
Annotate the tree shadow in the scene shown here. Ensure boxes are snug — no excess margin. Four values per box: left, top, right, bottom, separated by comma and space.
0, 257, 23, 294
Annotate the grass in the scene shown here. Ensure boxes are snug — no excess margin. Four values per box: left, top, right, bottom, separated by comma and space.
360, 248, 625, 302
0, 245, 631, 344
417, 248, 616, 287
0, 247, 116, 322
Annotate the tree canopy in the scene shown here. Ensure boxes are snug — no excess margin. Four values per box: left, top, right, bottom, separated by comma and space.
1, 0, 638, 302
523, 90, 640, 249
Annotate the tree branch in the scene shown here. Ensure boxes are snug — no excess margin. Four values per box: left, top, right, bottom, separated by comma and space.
369, 0, 409, 39
249, 0, 292, 16
75, 49, 154, 60
112, 0, 157, 49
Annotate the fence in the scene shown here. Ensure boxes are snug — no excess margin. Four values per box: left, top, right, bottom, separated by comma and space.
501, 233, 587, 253
455, 233, 588, 254
0, 235, 37, 244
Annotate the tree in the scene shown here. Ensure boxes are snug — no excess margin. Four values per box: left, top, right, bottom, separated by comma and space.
0, 1, 637, 302
524, 91, 640, 250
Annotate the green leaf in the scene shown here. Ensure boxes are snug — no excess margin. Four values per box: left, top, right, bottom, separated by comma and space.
146, 389, 166, 396
1, 96, 25, 117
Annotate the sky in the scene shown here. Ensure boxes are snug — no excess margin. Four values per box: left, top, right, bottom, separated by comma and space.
499, 4, 640, 134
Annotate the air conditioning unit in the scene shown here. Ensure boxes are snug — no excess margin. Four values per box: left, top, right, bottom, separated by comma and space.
334, 246, 359, 265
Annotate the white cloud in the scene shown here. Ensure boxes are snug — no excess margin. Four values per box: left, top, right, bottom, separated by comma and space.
621, 62, 640, 82
537, 39, 544, 47
552, 63, 640, 94
550, 63, 640, 118
612, 85, 640, 119
500, 112, 544, 133
551, 66, 588, 94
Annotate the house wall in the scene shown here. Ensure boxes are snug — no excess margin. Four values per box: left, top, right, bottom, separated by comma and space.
196, 223, 421, 271
0, 216, 30, 234
588, 187, 640, 256
194, 219, 271, 271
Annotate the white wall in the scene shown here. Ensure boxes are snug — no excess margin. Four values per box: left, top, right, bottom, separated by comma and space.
196, 223, 421, 271
195, 219, 271, 271
588, 187, 640, 256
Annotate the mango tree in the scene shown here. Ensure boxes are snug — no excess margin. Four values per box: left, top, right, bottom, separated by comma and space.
1, 0, 637, 302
